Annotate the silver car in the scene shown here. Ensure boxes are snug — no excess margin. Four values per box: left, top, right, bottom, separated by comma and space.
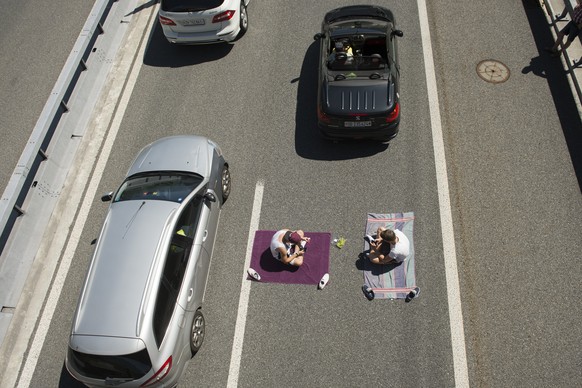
66, 136, 231, 387
159, 0, 250, 44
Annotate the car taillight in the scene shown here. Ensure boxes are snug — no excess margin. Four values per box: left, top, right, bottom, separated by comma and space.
212, 10, 236, 23
159, 16, 176, 26
141, 356, 172, 387
386, 102, 400, 123
317, 106, 332, 123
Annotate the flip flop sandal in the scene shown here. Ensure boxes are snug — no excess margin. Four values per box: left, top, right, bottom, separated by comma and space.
247, 268, 261, 281
405, 287, 420, 303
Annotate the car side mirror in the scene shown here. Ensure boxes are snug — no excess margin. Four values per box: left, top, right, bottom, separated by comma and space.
313, 33, 323, 40
391, 30, 404, 38
101, 192, 113, 202
204, 190, 217, 203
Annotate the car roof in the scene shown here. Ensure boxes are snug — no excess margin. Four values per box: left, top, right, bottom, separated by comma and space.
126, 135, 211, 178
73, 199, 180, 338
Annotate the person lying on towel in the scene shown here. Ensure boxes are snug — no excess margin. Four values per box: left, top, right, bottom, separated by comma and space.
270, 229, 310, 267
365, 227, 410, 265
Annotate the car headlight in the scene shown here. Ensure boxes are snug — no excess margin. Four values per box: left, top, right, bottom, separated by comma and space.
207, 139, 223, 156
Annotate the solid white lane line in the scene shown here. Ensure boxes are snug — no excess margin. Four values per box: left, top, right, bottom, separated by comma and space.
417, 1, 470, 387
16, 4, 158, 387
227, 181, 264, 388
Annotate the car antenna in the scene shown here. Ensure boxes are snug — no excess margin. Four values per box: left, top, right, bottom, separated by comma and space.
124, 201, 146, 238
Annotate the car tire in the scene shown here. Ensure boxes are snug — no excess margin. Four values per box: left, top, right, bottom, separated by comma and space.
221, 165, 231, 203
190, 310, 205, 356
238, 2, 248, 37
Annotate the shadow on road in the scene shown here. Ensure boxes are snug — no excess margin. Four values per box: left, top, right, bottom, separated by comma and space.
143, 22, 233, 67
522, 0, 582, 191
125, 0, 157, 18
293, 41, 389, 160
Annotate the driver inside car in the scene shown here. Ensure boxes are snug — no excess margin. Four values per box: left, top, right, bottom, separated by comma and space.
328, 41, 354, 65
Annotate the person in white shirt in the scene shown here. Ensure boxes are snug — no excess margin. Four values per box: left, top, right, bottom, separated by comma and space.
270, 229, 310, 266
365, 227, 409, 265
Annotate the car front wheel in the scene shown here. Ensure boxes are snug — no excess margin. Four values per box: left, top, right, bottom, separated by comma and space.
190, 310, 205, 356
221, 165, 231, 203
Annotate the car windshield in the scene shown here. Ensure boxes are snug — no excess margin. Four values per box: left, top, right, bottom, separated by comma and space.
329, 19, 388, 33
161, 0, 224, 12
113, 173, 203, 203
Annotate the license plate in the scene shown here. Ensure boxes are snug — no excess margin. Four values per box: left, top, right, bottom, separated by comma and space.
344, 121, 372, 127
181, 19, 205, 26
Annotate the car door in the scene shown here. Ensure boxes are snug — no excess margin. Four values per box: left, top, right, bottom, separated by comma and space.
187, 186, 214, 311
388, 23, 399, 75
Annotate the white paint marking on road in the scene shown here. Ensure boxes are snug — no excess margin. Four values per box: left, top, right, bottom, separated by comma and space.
16, 3, 158, 387
227, 181, 264, 388
417, 0, 470, 387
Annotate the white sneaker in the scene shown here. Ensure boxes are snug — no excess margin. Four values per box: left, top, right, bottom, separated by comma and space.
318, 273, 330, 289
247, 268, 261, 281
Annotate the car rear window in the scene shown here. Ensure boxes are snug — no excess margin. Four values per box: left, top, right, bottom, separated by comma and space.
161, 0, 224, 12
68, 347, 152, 380
114, 173, 203, 203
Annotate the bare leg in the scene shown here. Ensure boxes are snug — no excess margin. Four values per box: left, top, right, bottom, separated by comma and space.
368, 249, 385, 264
290, 255, 304, 266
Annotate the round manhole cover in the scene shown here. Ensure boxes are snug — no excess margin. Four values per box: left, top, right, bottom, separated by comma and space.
476, 60, 510, 83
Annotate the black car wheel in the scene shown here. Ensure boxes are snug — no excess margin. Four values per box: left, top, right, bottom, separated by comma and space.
239, 2, 248, 35
190, 310, 205, 356
221, 165, 231, 202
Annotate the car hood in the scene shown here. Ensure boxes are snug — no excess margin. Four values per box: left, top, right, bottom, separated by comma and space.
324, 79, 391, 115
127, 136, 211, 178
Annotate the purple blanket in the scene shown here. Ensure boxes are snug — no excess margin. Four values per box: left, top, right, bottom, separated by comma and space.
248, 231, 331, 285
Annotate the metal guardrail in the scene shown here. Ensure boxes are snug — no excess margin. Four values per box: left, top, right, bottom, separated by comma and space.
542, 0, 582, 111
0, 0, 116, 255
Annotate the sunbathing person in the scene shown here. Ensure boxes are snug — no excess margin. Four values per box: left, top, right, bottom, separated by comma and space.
365, 227, 410, 265
270, 229, 310, 266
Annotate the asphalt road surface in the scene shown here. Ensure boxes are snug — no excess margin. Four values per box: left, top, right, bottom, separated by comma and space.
4, 0, 582, 387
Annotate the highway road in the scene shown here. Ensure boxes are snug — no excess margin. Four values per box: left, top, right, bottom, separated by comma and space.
1, 0, 581, 387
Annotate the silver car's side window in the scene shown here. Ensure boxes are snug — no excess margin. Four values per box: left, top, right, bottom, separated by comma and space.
152, 195, 203, 346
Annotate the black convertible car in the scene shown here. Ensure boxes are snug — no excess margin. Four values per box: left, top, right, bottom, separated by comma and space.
314, 5, 403, 142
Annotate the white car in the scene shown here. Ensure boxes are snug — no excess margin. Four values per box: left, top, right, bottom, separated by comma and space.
159, 0, 249, 44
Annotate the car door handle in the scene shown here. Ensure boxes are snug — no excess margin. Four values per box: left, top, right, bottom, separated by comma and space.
187, 288, 193, 302
203, 230, 208, 241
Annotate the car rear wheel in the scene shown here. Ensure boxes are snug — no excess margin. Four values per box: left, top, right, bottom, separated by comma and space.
190, 310, 205, 356
239, 2, 248, 35
221, 165, 231, 203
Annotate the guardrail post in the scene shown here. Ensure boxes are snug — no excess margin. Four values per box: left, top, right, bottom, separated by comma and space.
38, 149, 48, 161
13, 205, 24, 217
